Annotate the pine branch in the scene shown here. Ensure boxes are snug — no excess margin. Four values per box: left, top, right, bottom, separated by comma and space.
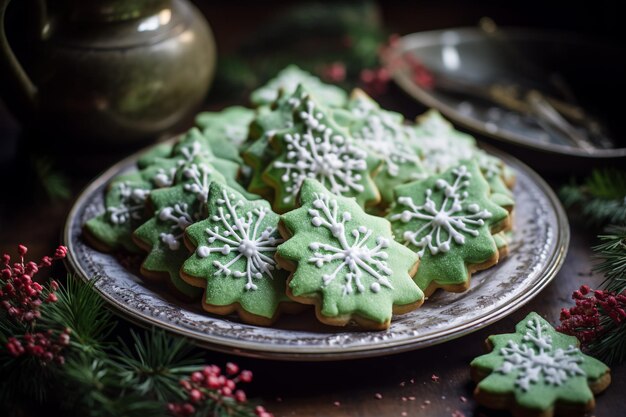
40, 275, 115, 356
559, 169, 626, 228
596, 225, 626, 293
61, 354, 168, 417
113, 328, 204, 402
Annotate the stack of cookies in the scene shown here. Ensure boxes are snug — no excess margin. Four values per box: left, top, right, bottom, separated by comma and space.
83, 65, 515, 330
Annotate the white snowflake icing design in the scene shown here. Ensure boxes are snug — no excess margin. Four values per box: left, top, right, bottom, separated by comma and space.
158, 203, 194, 250
153, 167, 177, 188
474, 150, 502, 180
352, 112, 421, 178
272, 94, 368, 203
390, 165, 493, 257
414, 113, 475, 173
181, 163, 213, 203
496, 316, 586, 391
150, 141, 208, 187
107, 182, 150, 225
195, 189, 282, 291
307, 193, 393, 296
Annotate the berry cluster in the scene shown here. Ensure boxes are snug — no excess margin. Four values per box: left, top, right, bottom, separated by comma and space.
6, 328, 71, 364
1, 244, 70, 363
558, 284, 626, 343
168, 362, 273, 417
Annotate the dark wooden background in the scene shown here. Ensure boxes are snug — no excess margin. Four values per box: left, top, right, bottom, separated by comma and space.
1, 1, 624, 416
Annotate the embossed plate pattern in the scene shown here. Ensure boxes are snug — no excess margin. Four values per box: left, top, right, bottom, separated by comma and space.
64, 144, 569, 361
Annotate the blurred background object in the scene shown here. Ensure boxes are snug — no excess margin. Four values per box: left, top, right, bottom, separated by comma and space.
0, 0, 216, 146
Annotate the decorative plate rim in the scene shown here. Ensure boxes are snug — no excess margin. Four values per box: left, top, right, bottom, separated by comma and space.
63, 140, 569, 361
385, 27, 626, 159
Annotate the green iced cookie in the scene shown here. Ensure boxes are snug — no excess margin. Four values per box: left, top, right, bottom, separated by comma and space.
242, 92, 298, 197
172, 128, 258, 199
137, 142, 174, 169
195, 106, 255, 164
181, 182, 292, 325
343, 89, 426, 206
471, 312, 610, 417
133, 160, 228, 298
250, 64, 347, 107
411, 110, 515, 213
387, 161, 509, 295
84, 171, 152, 253
277, 179, 424, 330
262, 86, 381, 213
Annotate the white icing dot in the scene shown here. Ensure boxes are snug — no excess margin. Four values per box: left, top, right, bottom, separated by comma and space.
197, 246, 210, 258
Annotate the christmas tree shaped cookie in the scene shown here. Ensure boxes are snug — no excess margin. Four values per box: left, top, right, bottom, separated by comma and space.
411, 110, 515, 213
343, 89, 425, 205
84, 128, 237, 253
242, 91, 298, 198
133, 161, 228, 299
387, 161, 509, 295
172, 128, 256, 199
277, 179, 424, 330
250, 64, 347, 107
137, 142, 174, 168
195, 106, 255, 164
471, 312, 611, 417
83, 171, 153, 253
262, 86, 381, 213
181, 182, 294, 326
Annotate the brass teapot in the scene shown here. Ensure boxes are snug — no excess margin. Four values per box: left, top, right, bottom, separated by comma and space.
0, 0, 216, 145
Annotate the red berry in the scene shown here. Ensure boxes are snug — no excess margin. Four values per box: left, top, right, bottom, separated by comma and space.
189, 389, 203, 403
181, 404, 195, 416
235, 389, 247, 403
239, 370, 253, 383
190, 371, 204, 383
226, 362, 239, 375
18, 245, 28, 257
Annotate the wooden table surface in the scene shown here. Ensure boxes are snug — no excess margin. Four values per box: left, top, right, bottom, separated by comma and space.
1, 3, 624, 416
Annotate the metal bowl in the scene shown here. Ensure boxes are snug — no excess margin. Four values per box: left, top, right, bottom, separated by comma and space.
386, 28, 626, 170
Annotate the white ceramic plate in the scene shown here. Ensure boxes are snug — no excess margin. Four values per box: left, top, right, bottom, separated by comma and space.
64, 144, 569, 361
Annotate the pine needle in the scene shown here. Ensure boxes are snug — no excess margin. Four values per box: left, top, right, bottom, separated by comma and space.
559, 169, 626, 228
596, 225, 626, 293
113, 328, 204, 401
41, 275, 115, 356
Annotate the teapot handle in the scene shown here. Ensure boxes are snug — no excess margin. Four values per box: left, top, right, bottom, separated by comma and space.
0, 0, 45, 117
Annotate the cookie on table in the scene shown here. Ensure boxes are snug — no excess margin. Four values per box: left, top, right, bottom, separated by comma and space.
262, 85, 382, 213
133, 161, 228, 299
387, 161, 510, 296
181, 182, 296, 326
277, 179, 424, 330
342, 89, 426, 207
195, 106, 255, 164
471, 312, 611, 417
250, 64, 347, 107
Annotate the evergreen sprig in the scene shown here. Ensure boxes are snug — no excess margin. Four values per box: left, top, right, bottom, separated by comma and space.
113, 328, 204, 401
596, 225, 626, 294
1, 269, 266, 417
560, 168, 626, 227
